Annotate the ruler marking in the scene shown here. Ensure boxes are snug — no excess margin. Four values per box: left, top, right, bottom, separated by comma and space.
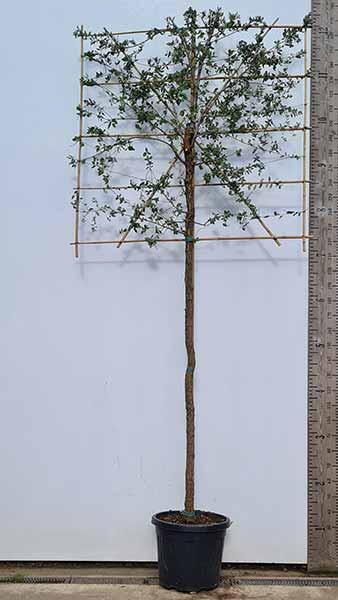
308, 0, 338, 573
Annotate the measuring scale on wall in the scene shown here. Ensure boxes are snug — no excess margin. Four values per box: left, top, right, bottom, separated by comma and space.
308, 0, 338, 572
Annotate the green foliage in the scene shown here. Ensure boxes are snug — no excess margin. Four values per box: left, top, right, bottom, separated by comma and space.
71, 8, 305, 243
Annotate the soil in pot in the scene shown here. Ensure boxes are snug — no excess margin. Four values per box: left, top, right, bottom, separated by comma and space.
158, 510, 226, 525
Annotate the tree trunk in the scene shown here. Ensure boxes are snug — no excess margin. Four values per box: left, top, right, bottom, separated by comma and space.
183, 124, 196, 514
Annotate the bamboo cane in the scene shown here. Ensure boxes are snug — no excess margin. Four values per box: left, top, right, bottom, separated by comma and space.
74, 26, 85, 259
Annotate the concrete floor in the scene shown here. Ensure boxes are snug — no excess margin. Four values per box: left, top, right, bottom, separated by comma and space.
0, 583, 337, 599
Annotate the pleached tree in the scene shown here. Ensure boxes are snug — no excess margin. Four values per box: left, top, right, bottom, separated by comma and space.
71, 7, 303, 518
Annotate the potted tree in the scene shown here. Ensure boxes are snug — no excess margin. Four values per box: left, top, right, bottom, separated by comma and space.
71, 7, 304, 592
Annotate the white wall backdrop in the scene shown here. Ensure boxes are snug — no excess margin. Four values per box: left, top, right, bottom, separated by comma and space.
0, 0, 309, 561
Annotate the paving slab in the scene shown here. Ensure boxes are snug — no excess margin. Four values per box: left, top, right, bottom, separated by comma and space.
0, 584, 337, 600
0, 568, 158, 577
0, 567, 309, 580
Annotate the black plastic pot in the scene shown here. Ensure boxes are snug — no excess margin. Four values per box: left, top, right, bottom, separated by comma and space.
152, 511, 231, 592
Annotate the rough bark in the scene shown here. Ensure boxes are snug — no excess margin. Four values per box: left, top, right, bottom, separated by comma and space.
183, 123, 196, 513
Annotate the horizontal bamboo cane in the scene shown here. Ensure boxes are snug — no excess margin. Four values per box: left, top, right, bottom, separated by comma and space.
101, 74, 308, 85
75, 179, 310, 191
82, 24, 305, 38
81, 126, 309, 139
71, 234, 310, 248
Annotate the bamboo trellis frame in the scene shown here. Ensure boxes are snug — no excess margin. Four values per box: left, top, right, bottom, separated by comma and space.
73, 22, 310, 258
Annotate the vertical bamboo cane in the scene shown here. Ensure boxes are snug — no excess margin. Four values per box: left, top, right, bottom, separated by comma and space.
302, 28, 308, 253
74, 26, 84, 259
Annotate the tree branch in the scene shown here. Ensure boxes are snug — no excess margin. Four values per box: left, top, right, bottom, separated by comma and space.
194, 18, 279, 136
116, 153, 182, 247
195, 138, 281, 246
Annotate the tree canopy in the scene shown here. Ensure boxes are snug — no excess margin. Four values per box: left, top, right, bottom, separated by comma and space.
70, 7, 304, 245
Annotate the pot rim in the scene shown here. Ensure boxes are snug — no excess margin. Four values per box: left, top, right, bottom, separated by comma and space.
152, 510, 231, 532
